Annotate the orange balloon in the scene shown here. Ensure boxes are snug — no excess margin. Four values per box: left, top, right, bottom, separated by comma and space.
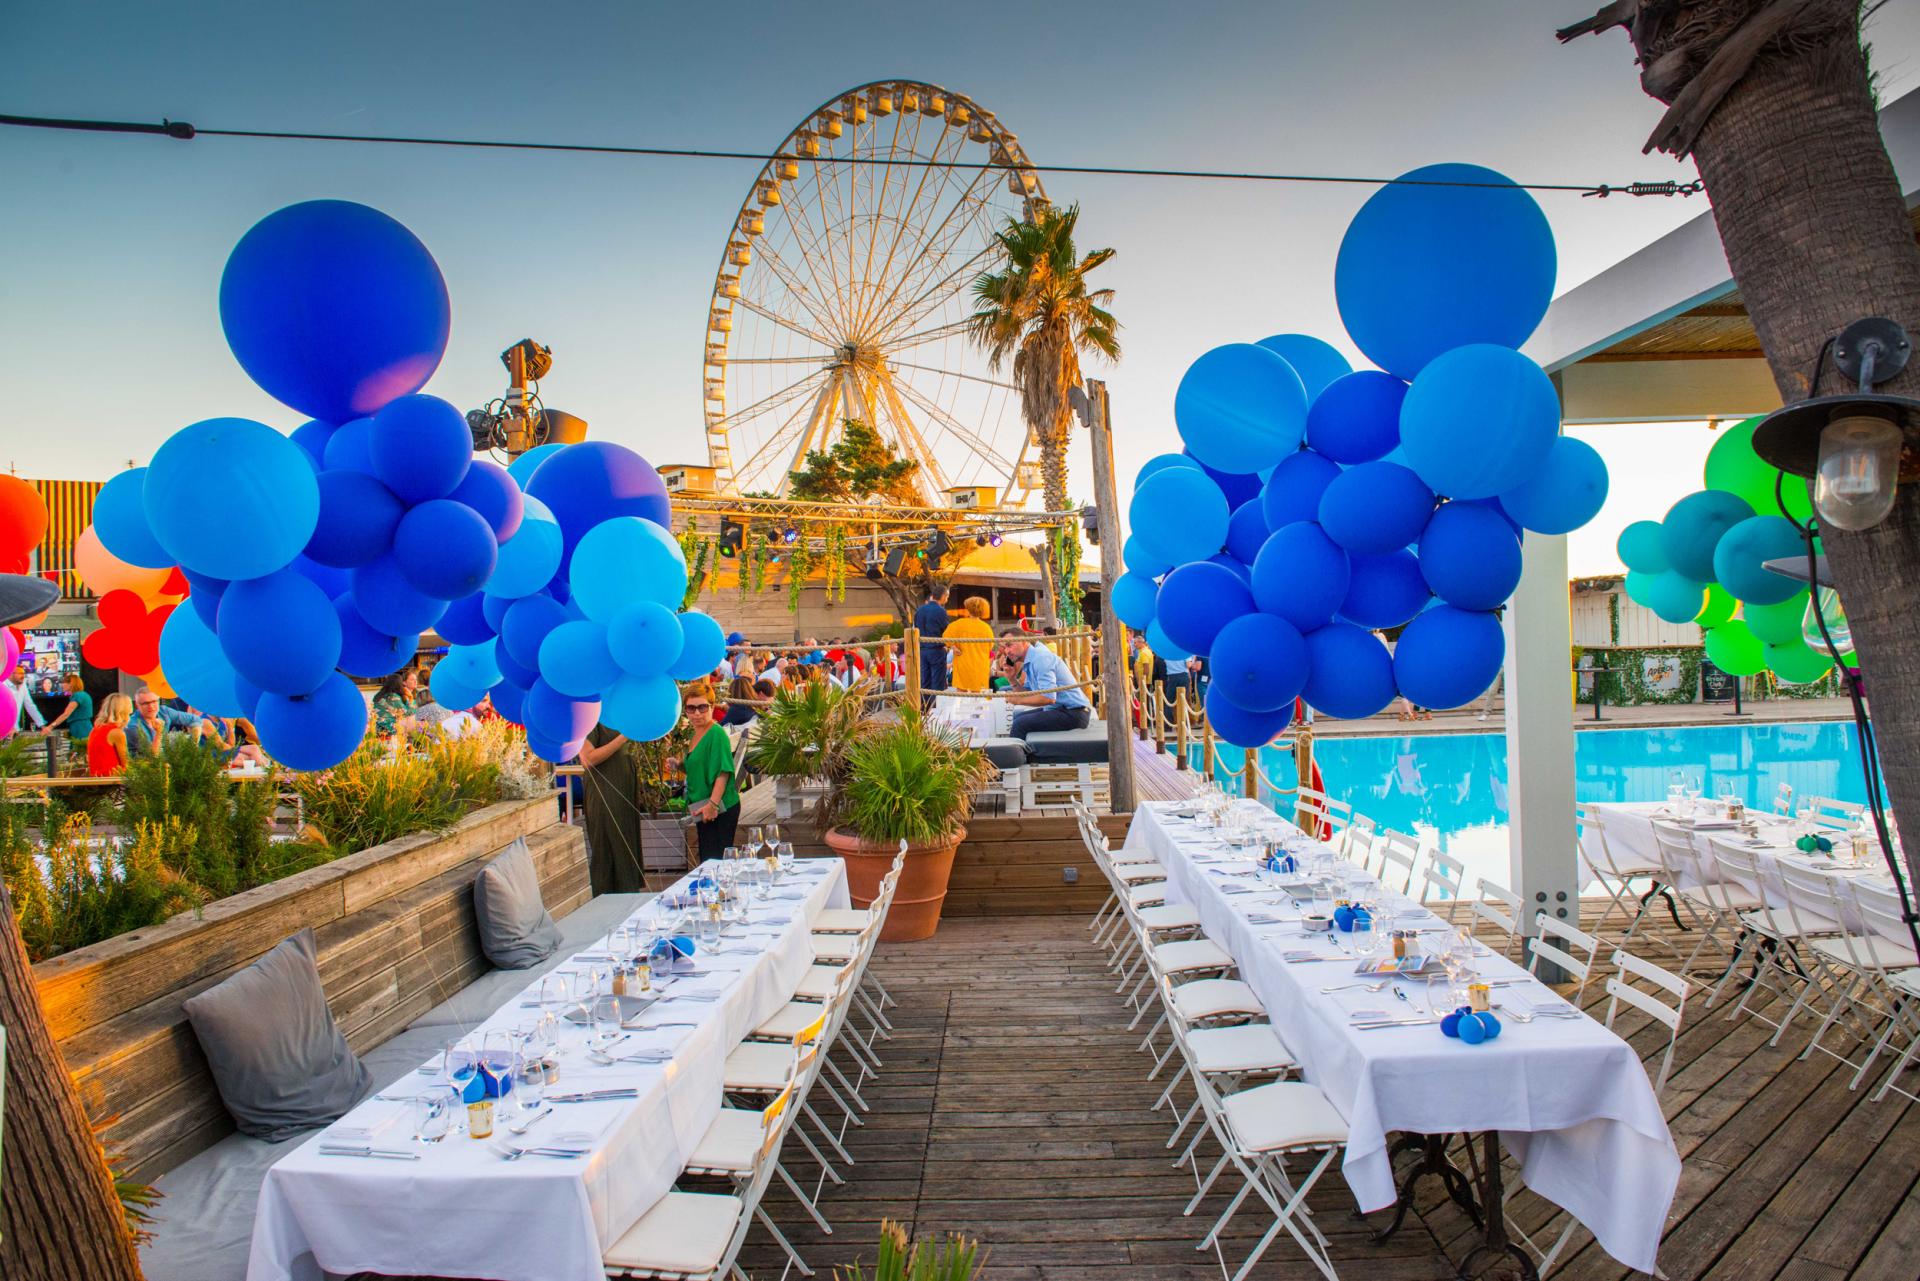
134, 666, 175, 698
74, 526, 176, 606
0, 476, 48, 562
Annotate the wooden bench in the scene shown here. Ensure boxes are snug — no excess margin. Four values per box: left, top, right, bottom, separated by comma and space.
32, 797, 589, 1179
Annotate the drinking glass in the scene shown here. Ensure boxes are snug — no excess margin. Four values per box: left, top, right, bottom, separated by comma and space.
765, 822, 783, 849
480, 1030, 516, 1112
444, 1036, 480, 1098
591, 994, 624, 1047
539, 974, 568, 1010
412, 1086, 455, 1143
778, 840, 796, 871
747, 825, 765, 858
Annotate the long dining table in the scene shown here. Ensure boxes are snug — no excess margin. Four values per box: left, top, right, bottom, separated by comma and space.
246, 857, 849, 1281
1124, 798, 1679, 1275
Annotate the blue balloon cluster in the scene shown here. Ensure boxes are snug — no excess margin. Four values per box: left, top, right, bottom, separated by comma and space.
1120, 167, 1608, 745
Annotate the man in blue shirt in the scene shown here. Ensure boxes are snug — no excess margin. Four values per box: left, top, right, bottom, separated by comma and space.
1002, 632, 1092, 740
125, 685, 213, 757
912, 584, 951, 695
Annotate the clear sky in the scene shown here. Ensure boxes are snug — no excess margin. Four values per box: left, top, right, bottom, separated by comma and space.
6, 2, 1918, 577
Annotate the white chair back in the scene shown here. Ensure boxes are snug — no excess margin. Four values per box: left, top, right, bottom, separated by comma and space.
1853, 881, 1920, 966
1649, 822, 1707, 899
1528, 912, 1600, 998
1806, 796, 1866, 831
1604, 948, 1690, 1092
1577, 802, 1647, 879
1469, 877, 1523, 956
1772, 782, 1794, 816
1419, 849, 1466, 916
1707, 838, 1787, 938
1376, 830, 1420, 895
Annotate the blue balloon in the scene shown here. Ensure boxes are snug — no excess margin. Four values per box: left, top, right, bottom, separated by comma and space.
93, 469, 174, 568
1334, 163, 1556, 381
333, 596, 415, 679
1261, 449, 1343, 531
291, 553, 351, 602
1302, 623, 1399, 719
490, 680, 529, 725
524, 442, 673, 570
1187, 453, 1264, 511
451, 460, 525, 542
145, 418, 319, 581
490, 502, 563, 599
394, 499, 498, 600
1122, 535, 1173, 582
370, 395, 472, 505
602, 673, 682, 742
539, 620, 621, 698
1205, 695, 1293, 749
482, 590, 519, 634
1497, 436, 1608, 535
1154, 562, 1254, 656
254, 673, 371, 771
1392, 605, 1506, 709
323, 417, 376, 473
305, 469, 404, 569
1145, 618, 1191, 663
1306, 370, 1407, 466
1175, 344, 1309, 474
158, 606, 250, 718
1110, 573, 1159, 631
570, 517, 688, 620
428, 666, 487, 716
1417, 501, 1522, 610
607, 601, 686, 676
1339, 550, 1431, 629
1209, 613, 1308, 713
1209, 553, 1254, 588
1463, 497, 1524, 542
505, 443, 563, 488
291, 420, 336, 468
1252, 522, 1350, 632
1136, 453, 1201, 485
350, 554, 448, 637
1319, 461, 1434, 555
1255, 334, 1352, 402
183, 570, 228, 629
1130, 467, 1229, 568
526, 732, 585, 765
502, 595, 571, 670
1617, 521, 1670, 574
436, 592, 494, 645
524, 678, 600, 745
437, 639, 502, 691
1625, 570, 1706, 624
218, 569, 342, 696
1400, 345, 1559, 499
1225, 499, 1271, 566
670, 611, 727, 681
1661, 490, 1755, 583
495, 643, 540, 691
1713, 515, 1805, 606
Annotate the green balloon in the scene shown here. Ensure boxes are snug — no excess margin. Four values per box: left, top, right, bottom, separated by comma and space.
1766, 640, 1834, 684
1744, 591, 1809, 645
1704, 620, 1766, 676
1695, 583, 1736, 628
1705, 417, 1812, 522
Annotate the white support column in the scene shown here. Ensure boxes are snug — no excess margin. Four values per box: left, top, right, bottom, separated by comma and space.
1503, 532, 1579, 952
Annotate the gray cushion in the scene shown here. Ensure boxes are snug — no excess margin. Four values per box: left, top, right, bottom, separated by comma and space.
473, 836, 564, 969
981, 736, 1030, 769
1026, 721, 1111, 764
181, 928, 372, 1142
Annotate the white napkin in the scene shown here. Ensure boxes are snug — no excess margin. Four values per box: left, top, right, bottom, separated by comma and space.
329, 1100, 406, 1141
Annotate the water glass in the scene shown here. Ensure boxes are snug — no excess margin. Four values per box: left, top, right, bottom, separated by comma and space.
412, 1086, 456, 1143
591, 994, 624, 1046
515, 1051, 546, 1110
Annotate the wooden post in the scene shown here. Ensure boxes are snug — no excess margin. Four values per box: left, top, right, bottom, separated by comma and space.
1201, 717, 1215, 782
1134, 666, 1148, 742
1083, 380, 1138, 813
1175, 686, 1190, 770
1243, 747, 1259, 800
905, 626, 922, 709
1150, 684, 1165, 755
1294, 725, 1317, 832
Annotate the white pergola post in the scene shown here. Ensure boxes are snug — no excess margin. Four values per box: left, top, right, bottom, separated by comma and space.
1503, 531, 1579, 952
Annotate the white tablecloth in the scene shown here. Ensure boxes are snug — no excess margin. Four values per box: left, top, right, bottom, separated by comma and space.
1125, 801, 1678, 1273
247, 859, 849, 1281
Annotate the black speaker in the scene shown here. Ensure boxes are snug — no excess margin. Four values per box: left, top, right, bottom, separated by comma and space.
882, 546, 908, 575
864, 562, 883, 581
718, 519, 743, 556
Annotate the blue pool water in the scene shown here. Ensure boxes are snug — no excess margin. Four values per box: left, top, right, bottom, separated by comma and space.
1191, 720, 1867, 890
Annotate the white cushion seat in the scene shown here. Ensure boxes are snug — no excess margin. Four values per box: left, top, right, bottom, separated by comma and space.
1171, 978, 1265, 1023
792, 963, 842, 1000
752, 1001, 821, 1040
1110, 849, 1158, 866
1138, 903, 1202, 932
810, 935, 860, 964
1187, 1023, 1296, 1074
1154, 938, 1235, 975
604, 1189, 741, 1275
1738, 906, 1843, 938
1127, 884, 1168, 909
812, 908, 871, 933
1222, 1082, 1350, 1153
684, 1107, 763, 1175
1679, 884, 1765, 914
1810, 933, 1920, 971
722, 1040, 796, 1092
1115, 862, 1168, 884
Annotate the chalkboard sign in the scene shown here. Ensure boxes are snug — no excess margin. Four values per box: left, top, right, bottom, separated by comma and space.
1701, 659, 1738, 703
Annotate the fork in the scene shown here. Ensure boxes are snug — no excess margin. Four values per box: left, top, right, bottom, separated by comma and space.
1320, 980, 1391, 994
493, 1142, 587, 1161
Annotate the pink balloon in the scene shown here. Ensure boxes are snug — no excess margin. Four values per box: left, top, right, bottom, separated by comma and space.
0, 627, 17, 673
0, 681, 16, 740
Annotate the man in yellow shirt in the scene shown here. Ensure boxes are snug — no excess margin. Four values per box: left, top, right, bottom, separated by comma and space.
943, 596, 996, 692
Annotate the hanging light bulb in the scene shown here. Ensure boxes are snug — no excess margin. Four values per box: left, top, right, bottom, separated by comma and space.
1814, 413, 1903, 531
1801, 586, 1854, 656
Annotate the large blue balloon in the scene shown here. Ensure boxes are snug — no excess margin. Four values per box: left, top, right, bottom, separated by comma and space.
93, 469, 174, 568
490, 499, 564, 599
1399, 345, 1559, 500
1626, 570, 1707, 624
669, 611, 727, 681
1122, 535, 1172, 581
1302, 623, 1398, 719
1339, 550, 1431, 629
539, 620, 621, 698
1319, 461, 1434, 555
1660, 490, 1755, 583
145, 418, 319, 581
570, 517, 688, 620
218, 569, 342, 696
184, 570, 228, 629
1617, 520, 1670, 574
333, 596, 415, 679
1110, 572, 1159, 631
436, 592, 494, 645
436, 640, 502, 693
1129, 467, 1229, 568
1175, 344, 1309, 475
602, 674, 682, 742
1261, 449, 1343, 530
394, 499, 498, 600
1713, 515, 1805, 606
1209, 553, 1254, 588
306, 469, 404, 569
1154, 562, 1254, 656
427, 664, 488, 716
507, 442, 567, 487
219, 200, 449, 424
1225, 499, 1271, 566
1305, 370, 1407, 466
607, 601, 685, 676
370, 395, 473, 505
323, 417, 376, 474
1188, 454, 1264, 511
158, 606, 251, 718
1334, 163, 1556, 381
524, 443, 673, 569
1204, 695, 1293, 749
291, 420, 336, 469
1209, 613, 1308, 713
1136, 453, 1201, 485
1252, 522, 1350, 632
291, 553, 351, 601
1255, 334, 1352, 402
524, 678, 600, 745
502, 594, 571, 669
254, 673, 371, 771
1145, 618, 1191, 663
489, 680, 529, 726
1392, 605, 1505, 709
1498, 436, 1608, 535
451, 460, 525, 542
350, 554, 448, 637
1417, 501, 1523, 611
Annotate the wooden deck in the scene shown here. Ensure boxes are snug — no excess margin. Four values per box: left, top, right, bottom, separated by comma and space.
742, 905, 1920, 1280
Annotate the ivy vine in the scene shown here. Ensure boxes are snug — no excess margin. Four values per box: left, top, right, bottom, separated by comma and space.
678, 519, 713, 609
785, 531, 816, 613
1053, 523, 1083, 626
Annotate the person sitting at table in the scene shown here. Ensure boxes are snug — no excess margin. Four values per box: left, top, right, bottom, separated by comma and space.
126, 685, 214, 756
722, 675, 759, 726
670, 682, 740, 861
944, 596, 995, 693
42, 672, 94, 751
86, 692, 133, 776
371, 668, 419, 738
1000, 630, 1091, 741
195, 704, 269, 767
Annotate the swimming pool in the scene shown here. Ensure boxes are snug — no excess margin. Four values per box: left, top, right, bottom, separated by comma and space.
1192, 720, 1868, 892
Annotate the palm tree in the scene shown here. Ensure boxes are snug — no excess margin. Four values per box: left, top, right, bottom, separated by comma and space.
969, 203, 1119, 621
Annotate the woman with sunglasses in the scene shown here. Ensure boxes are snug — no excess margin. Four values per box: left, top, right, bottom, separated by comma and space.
679, 681, 740, 860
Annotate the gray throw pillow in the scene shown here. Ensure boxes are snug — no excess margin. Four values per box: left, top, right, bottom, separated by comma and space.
473, 836, 563, 969
182, 928, 372, 1141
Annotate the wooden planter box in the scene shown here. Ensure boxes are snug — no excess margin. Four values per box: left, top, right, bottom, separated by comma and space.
772, 775, 827, 821
32, 797, 588, 1178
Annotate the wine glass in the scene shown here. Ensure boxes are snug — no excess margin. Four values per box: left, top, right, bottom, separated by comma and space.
480, 1030, 517, 1113
765, 822, 782, 851
747, 825, 765, 859
444, 1036, 479, 1102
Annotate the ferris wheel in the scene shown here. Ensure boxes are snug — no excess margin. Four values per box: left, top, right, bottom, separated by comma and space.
702, 81, 1048, 505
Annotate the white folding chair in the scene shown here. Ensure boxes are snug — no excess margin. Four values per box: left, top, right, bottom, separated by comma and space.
1772, 782, 1794, 816
1779, 872, 1920, 1072
1342, 812, 1376, 865
1376, 829, 1420, 896
1846, 880, 1920, 1099
1576, 802, 1667, 942
1149, 970, 1299, 1161
1418, 848, 1467, 923
1651, 822, 1761, 978
1604, 947, 1690, 1093
1526, 912, 1600, 1001
1706, 839, 1826, 1028
1805, 795, 1866, 831
1469, 877, 1524, 959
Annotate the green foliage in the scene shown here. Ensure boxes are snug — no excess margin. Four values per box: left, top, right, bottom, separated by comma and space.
791, 419, 921, 505
119, 736, 277, 898
293, 734, 484, 853
3, 811, 210, 962
836, 1220, 985, 1281
749, 679, 868, 781
1577, 647, 1702, 706
1053, 521, 1084, 625
840, 711, 989, 845
679, 518, 714, 607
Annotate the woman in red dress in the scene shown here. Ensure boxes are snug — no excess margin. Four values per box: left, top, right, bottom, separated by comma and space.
87, 692, 133, 777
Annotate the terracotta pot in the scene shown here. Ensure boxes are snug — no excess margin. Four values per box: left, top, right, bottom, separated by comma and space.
822, 826, 966, 941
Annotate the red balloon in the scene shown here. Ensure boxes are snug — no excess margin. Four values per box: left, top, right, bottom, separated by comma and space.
84, 592, 174, 674
0, 477, 47, 561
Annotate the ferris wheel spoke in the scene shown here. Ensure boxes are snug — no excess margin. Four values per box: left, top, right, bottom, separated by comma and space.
854, 153, 1000, 341
732, 296, 837, 348
852, 105, 919, 334
744, 236, 845, 338
732, 370, 843, 492
854, 110, 958, 336
885, 368, 1018, 476
887, 359, 1020, 392
873, 236, 1002, 347
724, 354, 835, 366
881, 315, 978, 353
870, 367, 952, 496
777, 157, 858, 333
715, 366, 831, 433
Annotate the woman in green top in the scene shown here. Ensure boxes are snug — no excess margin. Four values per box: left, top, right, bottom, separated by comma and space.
44, 672, 93, 747
371, 668, 418, 738
676, 682, 740, 861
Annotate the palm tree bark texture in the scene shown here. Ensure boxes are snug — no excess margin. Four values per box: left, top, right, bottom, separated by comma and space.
1563, 0, 1920, 893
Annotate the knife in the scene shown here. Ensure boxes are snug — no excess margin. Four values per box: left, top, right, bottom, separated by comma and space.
318, 1145, 421, 1160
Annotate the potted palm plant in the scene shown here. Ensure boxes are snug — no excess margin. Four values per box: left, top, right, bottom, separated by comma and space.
749, 678, 866, 820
